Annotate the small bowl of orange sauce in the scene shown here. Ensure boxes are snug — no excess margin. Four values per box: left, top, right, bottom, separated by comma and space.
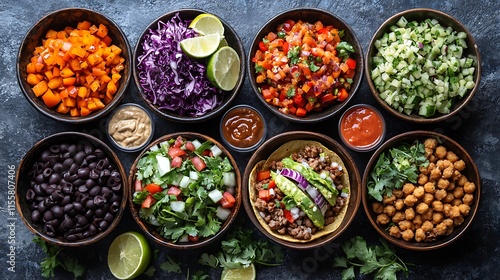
339, 104, 385, 152
220, 105, 267, 152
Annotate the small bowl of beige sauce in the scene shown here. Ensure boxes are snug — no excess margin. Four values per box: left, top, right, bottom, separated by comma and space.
107, 103, 154, 152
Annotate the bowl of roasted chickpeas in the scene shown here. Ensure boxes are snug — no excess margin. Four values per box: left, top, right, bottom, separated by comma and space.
361, 130, 480, 250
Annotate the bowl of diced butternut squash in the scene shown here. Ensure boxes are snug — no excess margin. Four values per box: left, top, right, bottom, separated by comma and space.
17, 8, 132, 123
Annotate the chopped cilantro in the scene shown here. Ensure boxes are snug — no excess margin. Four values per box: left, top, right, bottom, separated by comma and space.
336, 41, 355, 60
287, 46, 301, 65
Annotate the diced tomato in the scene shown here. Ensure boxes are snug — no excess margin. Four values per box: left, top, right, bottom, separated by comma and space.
267, 180, 276, 189
283, 209, 295, 223
174, 136, 183, 148
223, 191, 236, 205
292, 93, 304, 107
281, 19, 295, 32
258, 189, 271, 201
171, 156, 183, 168
201, 149, 213, 157
134, 180, 143, 192
145, 183, 162, 194
321, 93, 337, 104
338, 88, 349, 101
167, 186, 181, 196
318, 27, 329, 34
283, 41, 289, 55
296, 107, 307, 117
188, 235, 199, 242
262, 88, 273, 100
346, 58, 356, 69
141, 194, 156, 208
185, 141, 195, 151
220, 197, 235, 208
259, 41, 268, 52
168, 147, 186, 158
191, 156, 206, 171
257, 170, 271, 181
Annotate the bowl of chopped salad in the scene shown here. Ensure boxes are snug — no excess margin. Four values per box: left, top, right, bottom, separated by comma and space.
362, 130, 480, 250
366, 8, 481, 123
248, 8, 363, 123
129, 132, 242, 249
133, 9, 245, 123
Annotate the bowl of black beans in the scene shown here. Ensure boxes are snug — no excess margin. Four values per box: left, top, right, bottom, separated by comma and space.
15, 132, 127, 246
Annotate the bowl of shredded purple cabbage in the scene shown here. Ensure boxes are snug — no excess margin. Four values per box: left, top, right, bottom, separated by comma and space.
133, 9, 245, 123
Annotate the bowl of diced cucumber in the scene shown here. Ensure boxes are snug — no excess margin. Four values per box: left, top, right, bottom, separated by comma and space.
366, 8, 481, 123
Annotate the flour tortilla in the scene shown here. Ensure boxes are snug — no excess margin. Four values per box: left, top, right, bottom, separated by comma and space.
249, 140, 350, 243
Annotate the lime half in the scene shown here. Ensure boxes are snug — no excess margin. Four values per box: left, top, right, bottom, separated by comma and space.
108, 232, 151, 280
189, 13, 225, 36
207, 46, 241, 91
221, 264, 256, 280
180, 33, 221, 59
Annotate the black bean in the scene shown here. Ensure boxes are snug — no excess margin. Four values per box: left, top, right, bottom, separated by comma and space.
96, 158, 109, 170
98, 220, 109, 231
89, 224, 98, 236
46, 155, 60, 166
88, 161, 97, 170
111, 184, 122, 192
62, 182, 74, 194
63, 158, 74, 168
101, 187, 112, 199
80, 159, 88, 167
104, 212, 114, 223
48, 173, 62, 184
85, 199, 97, 210
80, 195, 90, 205
63, 203, 74, 213
95, 208, 105, 218
89, 168, 100, 180
76, 215, 88, 227
61, 195, 71, 206
28, 201, 38, 211
69, 163, 78, 174
59, 143, 68, 153
43, 211, 54, 222
72, 202, 83, 212
93, 196, 106, 207
82, 230, 91, 239
51, 205, 63, 219
62, 152, 71, 159
38, 200, 46, 213
63, 172, 78, 182
84, 144, 93, 155
66, 234, 78, 241
51, 189, 64, 202
86, 154, 97, 163
68, 144, 77, 156
72, 178, 84, 187
45, 184, 56, 195
49, 145, 60, 154
35, 174, 44, 184
110, 201, 120, 214
42, 167, 53, 178
89, 186, 101, 197
40, 150, 51, 162
84, 209, 94, 220
44, 224, 56, 237
85, 178, 96, 189
74, 151, 86, 165
33, 184, 45, 196
94, 148, 104, 158
78, 185, 88, 193
53, 163, 64, 173
44, 197, 55, 208
35, 195, 45, 202
31, 210, 41, 223
62, 215, 74, 229
26, 189, 36, 202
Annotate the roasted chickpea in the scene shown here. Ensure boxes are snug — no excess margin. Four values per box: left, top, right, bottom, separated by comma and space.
442, 167, 454, 179
376, 213, 390, 225
422, 220, 434, 232
372, 202, 384, 214
392, 211, 406, 223
458, 204, 471, 215
436, 159, 452, 170
432, 200, 444, 212
443, 204, 452, 216
437, 178, 450, 189
464, 182, 476, 194
425, 147, 434, 158
383, 205, 396, 217
454, 159, 466, 171
434, 189, 447, 201
446, 181, 456, 191
416, 202, 429, 214
443, 218, 454, 228
394, 199, 405, 210
434, 222, 448, 236
413, 186, 425, 199
413, 214, 423, 228
435, 146, 447, 159
389, 226, 401, 238
453, 216, 465, 226
424, 138, 438, 149
382, 195, 396, 205
418, 174, 429, 185
449, 206, 461, 218
392, 189, 404, 199
399, 220, 413, 231
405, 208, 416, 220
424, 182, 436, 194
446, 151, 459, 163
433, 212, 444, 224
402, 229, 414, 241
402, 183, 416, 195
404, 194, 418, 207
462, 194, 474, 205
453, 187, 465, 199
445, 226, 454, 236
442, 193, 455, 203
421, 209, 434, 221
430, 167, 441, 181
452, 198, 462, 206
457, 175, 468, 186
423, 193, 435, 205
415, 228, 426, 242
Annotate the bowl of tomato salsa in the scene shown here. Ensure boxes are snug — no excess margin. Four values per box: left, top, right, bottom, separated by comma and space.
339, 104, 386, 152
248, 7, 364, 123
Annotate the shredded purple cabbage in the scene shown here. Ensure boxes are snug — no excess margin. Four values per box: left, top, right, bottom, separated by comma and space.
137, 13, 222, 117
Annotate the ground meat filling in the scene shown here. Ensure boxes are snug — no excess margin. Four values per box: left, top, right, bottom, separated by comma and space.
253, 145, 348, 240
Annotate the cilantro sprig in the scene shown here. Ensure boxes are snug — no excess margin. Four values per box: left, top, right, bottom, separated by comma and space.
367, 141, 429, 201
33, 236, 86, 278
198, 226, 284, 269
334, 236, 411, 280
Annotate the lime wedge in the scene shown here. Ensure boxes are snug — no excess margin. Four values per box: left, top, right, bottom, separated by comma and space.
180, 33, 221, 59
108, 232, 151, 280
207, 46, 241, 91
189, 13, 225, 36
221, 264, 256, 280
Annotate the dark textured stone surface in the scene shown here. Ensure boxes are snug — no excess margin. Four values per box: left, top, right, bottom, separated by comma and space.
1, 0, 498, 279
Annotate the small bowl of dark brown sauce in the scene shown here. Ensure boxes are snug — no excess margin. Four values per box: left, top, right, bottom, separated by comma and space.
220, 105, 267, 152
107, 103, 154, 152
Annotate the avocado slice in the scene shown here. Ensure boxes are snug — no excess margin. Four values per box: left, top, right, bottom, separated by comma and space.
273, 173, 325, 229
281, 157, 339, 206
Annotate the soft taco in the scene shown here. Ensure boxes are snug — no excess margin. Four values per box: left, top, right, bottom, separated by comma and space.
249, 140, 350, 242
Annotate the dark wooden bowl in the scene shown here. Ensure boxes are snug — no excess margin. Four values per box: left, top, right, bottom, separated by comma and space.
247, 8, 364, 123
128, 132, 242, 249
365, 8, 481, 123
362, 131, 481, 250
242, 131, 361, 249
15, 132, 128, 247
133, 9, 245, 123
17, 8, 132, 123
